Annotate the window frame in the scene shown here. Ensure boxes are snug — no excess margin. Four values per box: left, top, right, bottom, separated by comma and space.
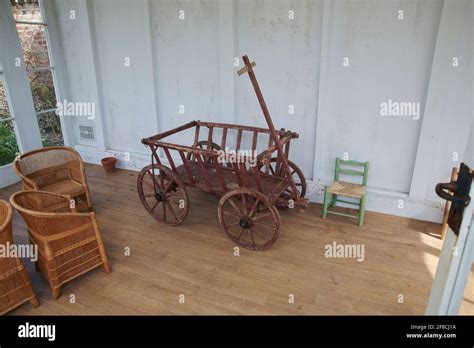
13, 1, 63, 139
0, 72, 22, 161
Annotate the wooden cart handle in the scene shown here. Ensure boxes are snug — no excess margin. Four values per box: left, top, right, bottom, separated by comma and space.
237, 61, 256, 76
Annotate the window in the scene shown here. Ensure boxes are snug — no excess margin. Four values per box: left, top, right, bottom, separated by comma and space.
12, 0, 63, 147
0, 77, 20, 166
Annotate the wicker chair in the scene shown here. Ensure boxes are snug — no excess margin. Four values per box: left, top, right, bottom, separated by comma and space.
13, 146, 93, 212
10, 191, 111, 300
0, 199, 39, 315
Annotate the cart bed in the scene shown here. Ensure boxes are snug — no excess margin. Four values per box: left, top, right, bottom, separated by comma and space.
175, 162, 288, 202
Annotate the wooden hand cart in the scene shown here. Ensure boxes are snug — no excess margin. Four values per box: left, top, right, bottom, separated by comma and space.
138, 55, 308, 250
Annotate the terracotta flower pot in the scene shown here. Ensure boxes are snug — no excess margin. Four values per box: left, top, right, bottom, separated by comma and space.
101, 157, 117, 173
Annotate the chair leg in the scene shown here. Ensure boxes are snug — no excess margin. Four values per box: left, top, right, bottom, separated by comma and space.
52, 287, 61, 300
322, 190, 329, 219
103, 260, 111, 274
30, 296, 40, 308
331, 194, 337, 207
84, 193, 93, 212
358, 195, 366, 226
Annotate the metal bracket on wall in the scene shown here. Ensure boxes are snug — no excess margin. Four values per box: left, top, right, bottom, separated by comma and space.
435, 163, 473, 235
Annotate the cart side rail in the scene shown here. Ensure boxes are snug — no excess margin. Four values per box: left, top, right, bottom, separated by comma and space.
142, 120, 299, 166
142, 120, 197, 144
196, 121, 299, 139
142, 120, 299, 144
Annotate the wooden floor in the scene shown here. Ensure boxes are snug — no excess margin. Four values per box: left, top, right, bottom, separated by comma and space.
1, 164, 473, 315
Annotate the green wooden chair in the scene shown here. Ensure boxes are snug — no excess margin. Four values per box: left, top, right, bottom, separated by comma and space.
322, 157, 369, 226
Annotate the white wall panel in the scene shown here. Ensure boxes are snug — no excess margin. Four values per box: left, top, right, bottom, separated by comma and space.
235, 0, 323, 178
89, 0, 158, 153
53, 0, 103, 148
410, 0, 473, 202
149, 0, 220, 147
316, 0, 443, 192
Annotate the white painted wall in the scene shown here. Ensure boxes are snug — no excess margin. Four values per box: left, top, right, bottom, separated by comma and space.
410, 0, 473, 205
235, 0, 323, 177
149, 0, 221, 147
45, 0, 473, 222
465, 124, 474, 165
315, 0, 443, 193
89, 0, 159, 153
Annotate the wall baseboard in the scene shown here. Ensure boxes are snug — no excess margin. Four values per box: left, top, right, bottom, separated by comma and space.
75, 145, 445, 224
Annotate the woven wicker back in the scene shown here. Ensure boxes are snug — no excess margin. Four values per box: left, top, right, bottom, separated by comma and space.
15, 147, 79, 176
13, 147, 83, 188
0, 200, 13, 246
10, 191, 92, 239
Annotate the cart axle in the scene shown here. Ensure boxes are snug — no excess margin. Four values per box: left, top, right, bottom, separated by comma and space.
239, 216, 253, 229
155, 191, 167, 202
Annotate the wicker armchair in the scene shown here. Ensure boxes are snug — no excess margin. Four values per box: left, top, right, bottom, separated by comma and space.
10, 191, 110, 300
13, 146, 93, 212
0, 200, 39, 315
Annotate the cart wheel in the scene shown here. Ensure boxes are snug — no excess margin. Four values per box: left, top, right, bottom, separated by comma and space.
186, 141, 221, 163
218, 188, 280, 251
137, 164, 189, 225
259, 158, 306, 198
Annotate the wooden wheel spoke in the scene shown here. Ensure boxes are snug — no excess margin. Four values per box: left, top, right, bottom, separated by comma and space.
251, 227, 268, 243
236, 228, 245, 241
162, 201, 167, 220
252, 212, 272, 221
151, 200, 160, 212
249, 228, 256, 245
142, 178, 154, 189
164, 178, 176, 193
248, 199, 260, 218
223, 210, 241, 219
157, 171, 166, 189
165, 201, 179, 221
142, 177, 155, 190
226, 221, 240, 228
241, 193, 248, 214
252, 220, 277, 230
146, 171, 160, 189
144, 193, 156, 198
168, 199, 184, 214
228, 198, 243, 215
